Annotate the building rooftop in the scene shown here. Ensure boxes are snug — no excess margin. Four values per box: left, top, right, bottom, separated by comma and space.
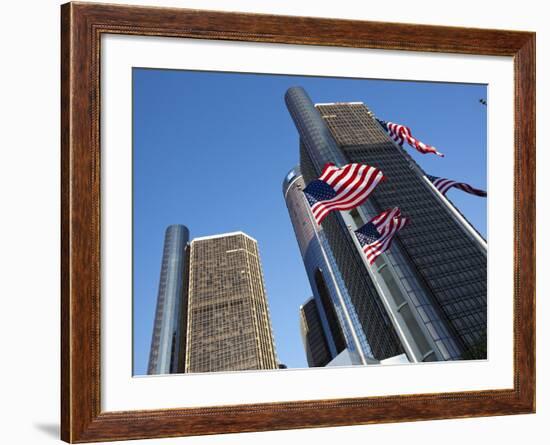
314, 102, 364, 106
191, 231, 257, 243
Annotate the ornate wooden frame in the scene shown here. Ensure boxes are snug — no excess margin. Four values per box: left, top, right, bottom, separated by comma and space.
61, 2, 536, 442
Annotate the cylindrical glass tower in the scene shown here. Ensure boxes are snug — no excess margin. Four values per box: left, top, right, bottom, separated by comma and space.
284, 167, 374, 365
147, 224, 190, 375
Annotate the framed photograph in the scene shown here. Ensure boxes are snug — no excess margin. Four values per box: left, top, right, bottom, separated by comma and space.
61, 2, 535, 442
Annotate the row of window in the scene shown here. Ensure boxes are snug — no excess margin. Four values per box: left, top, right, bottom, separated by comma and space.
304, 106, 487, 360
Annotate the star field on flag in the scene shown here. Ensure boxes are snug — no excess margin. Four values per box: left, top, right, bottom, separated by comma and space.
354, 208, 409, 265
426, 174, 487, 197
303, 163, 385, 225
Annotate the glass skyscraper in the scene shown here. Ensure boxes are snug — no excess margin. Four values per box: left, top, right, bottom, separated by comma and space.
147, 224, 190, 375
299, 297, 332, 367
148, 228, 279, 374
285, 87, 487, 362
284, 167, 373, 365
185, 232, 278, 373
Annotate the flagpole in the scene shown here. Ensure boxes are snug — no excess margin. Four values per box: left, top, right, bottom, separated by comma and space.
422, 176, 488, 251
346, 224, 421, 363
298, 186, 369, 366
372, 116, 487, 254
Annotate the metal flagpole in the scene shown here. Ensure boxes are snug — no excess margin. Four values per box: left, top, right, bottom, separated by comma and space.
422, 176, 488, 251
371, 115, 487, 255
346, 224, 420, 363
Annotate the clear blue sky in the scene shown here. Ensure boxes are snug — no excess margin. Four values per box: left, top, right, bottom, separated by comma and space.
133, 68, 487, 375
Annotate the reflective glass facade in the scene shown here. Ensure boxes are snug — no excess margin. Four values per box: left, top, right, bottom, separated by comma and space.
317, 102, 486, 358
283, 168, 374, 364
147, 224, 190, 375
285, 86, 487, 360
299, 298, 332, 367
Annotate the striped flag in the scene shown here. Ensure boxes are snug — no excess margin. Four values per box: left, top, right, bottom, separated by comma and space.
377, 119, 444, 157
354, 208, 408, 265
303, 163, 385, 225
427, 174, 487, 197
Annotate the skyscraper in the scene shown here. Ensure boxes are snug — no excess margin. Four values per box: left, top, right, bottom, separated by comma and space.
147, 224, 190, 375
299, 297, 332, 367
284, 167, 373, 365
285, 87, 487, 362
185, 232, 278, 373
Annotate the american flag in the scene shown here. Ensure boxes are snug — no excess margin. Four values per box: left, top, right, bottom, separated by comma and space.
354, 208, 408, 265
303, 163, 385, 225
376, 118, 444, 157
426, 174, 487, 197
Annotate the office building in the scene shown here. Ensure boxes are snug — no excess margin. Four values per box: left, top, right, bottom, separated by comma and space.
185, 232, 278, 372
284, 167, 373, 365
147, 224, 190, 375
299, 297, 332, 367
285, 87, 487, 362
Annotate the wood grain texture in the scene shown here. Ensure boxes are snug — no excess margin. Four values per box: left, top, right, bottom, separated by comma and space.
60, 2, 536, 442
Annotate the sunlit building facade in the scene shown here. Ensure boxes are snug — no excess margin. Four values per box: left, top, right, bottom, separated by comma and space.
185, 232, 278, 373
